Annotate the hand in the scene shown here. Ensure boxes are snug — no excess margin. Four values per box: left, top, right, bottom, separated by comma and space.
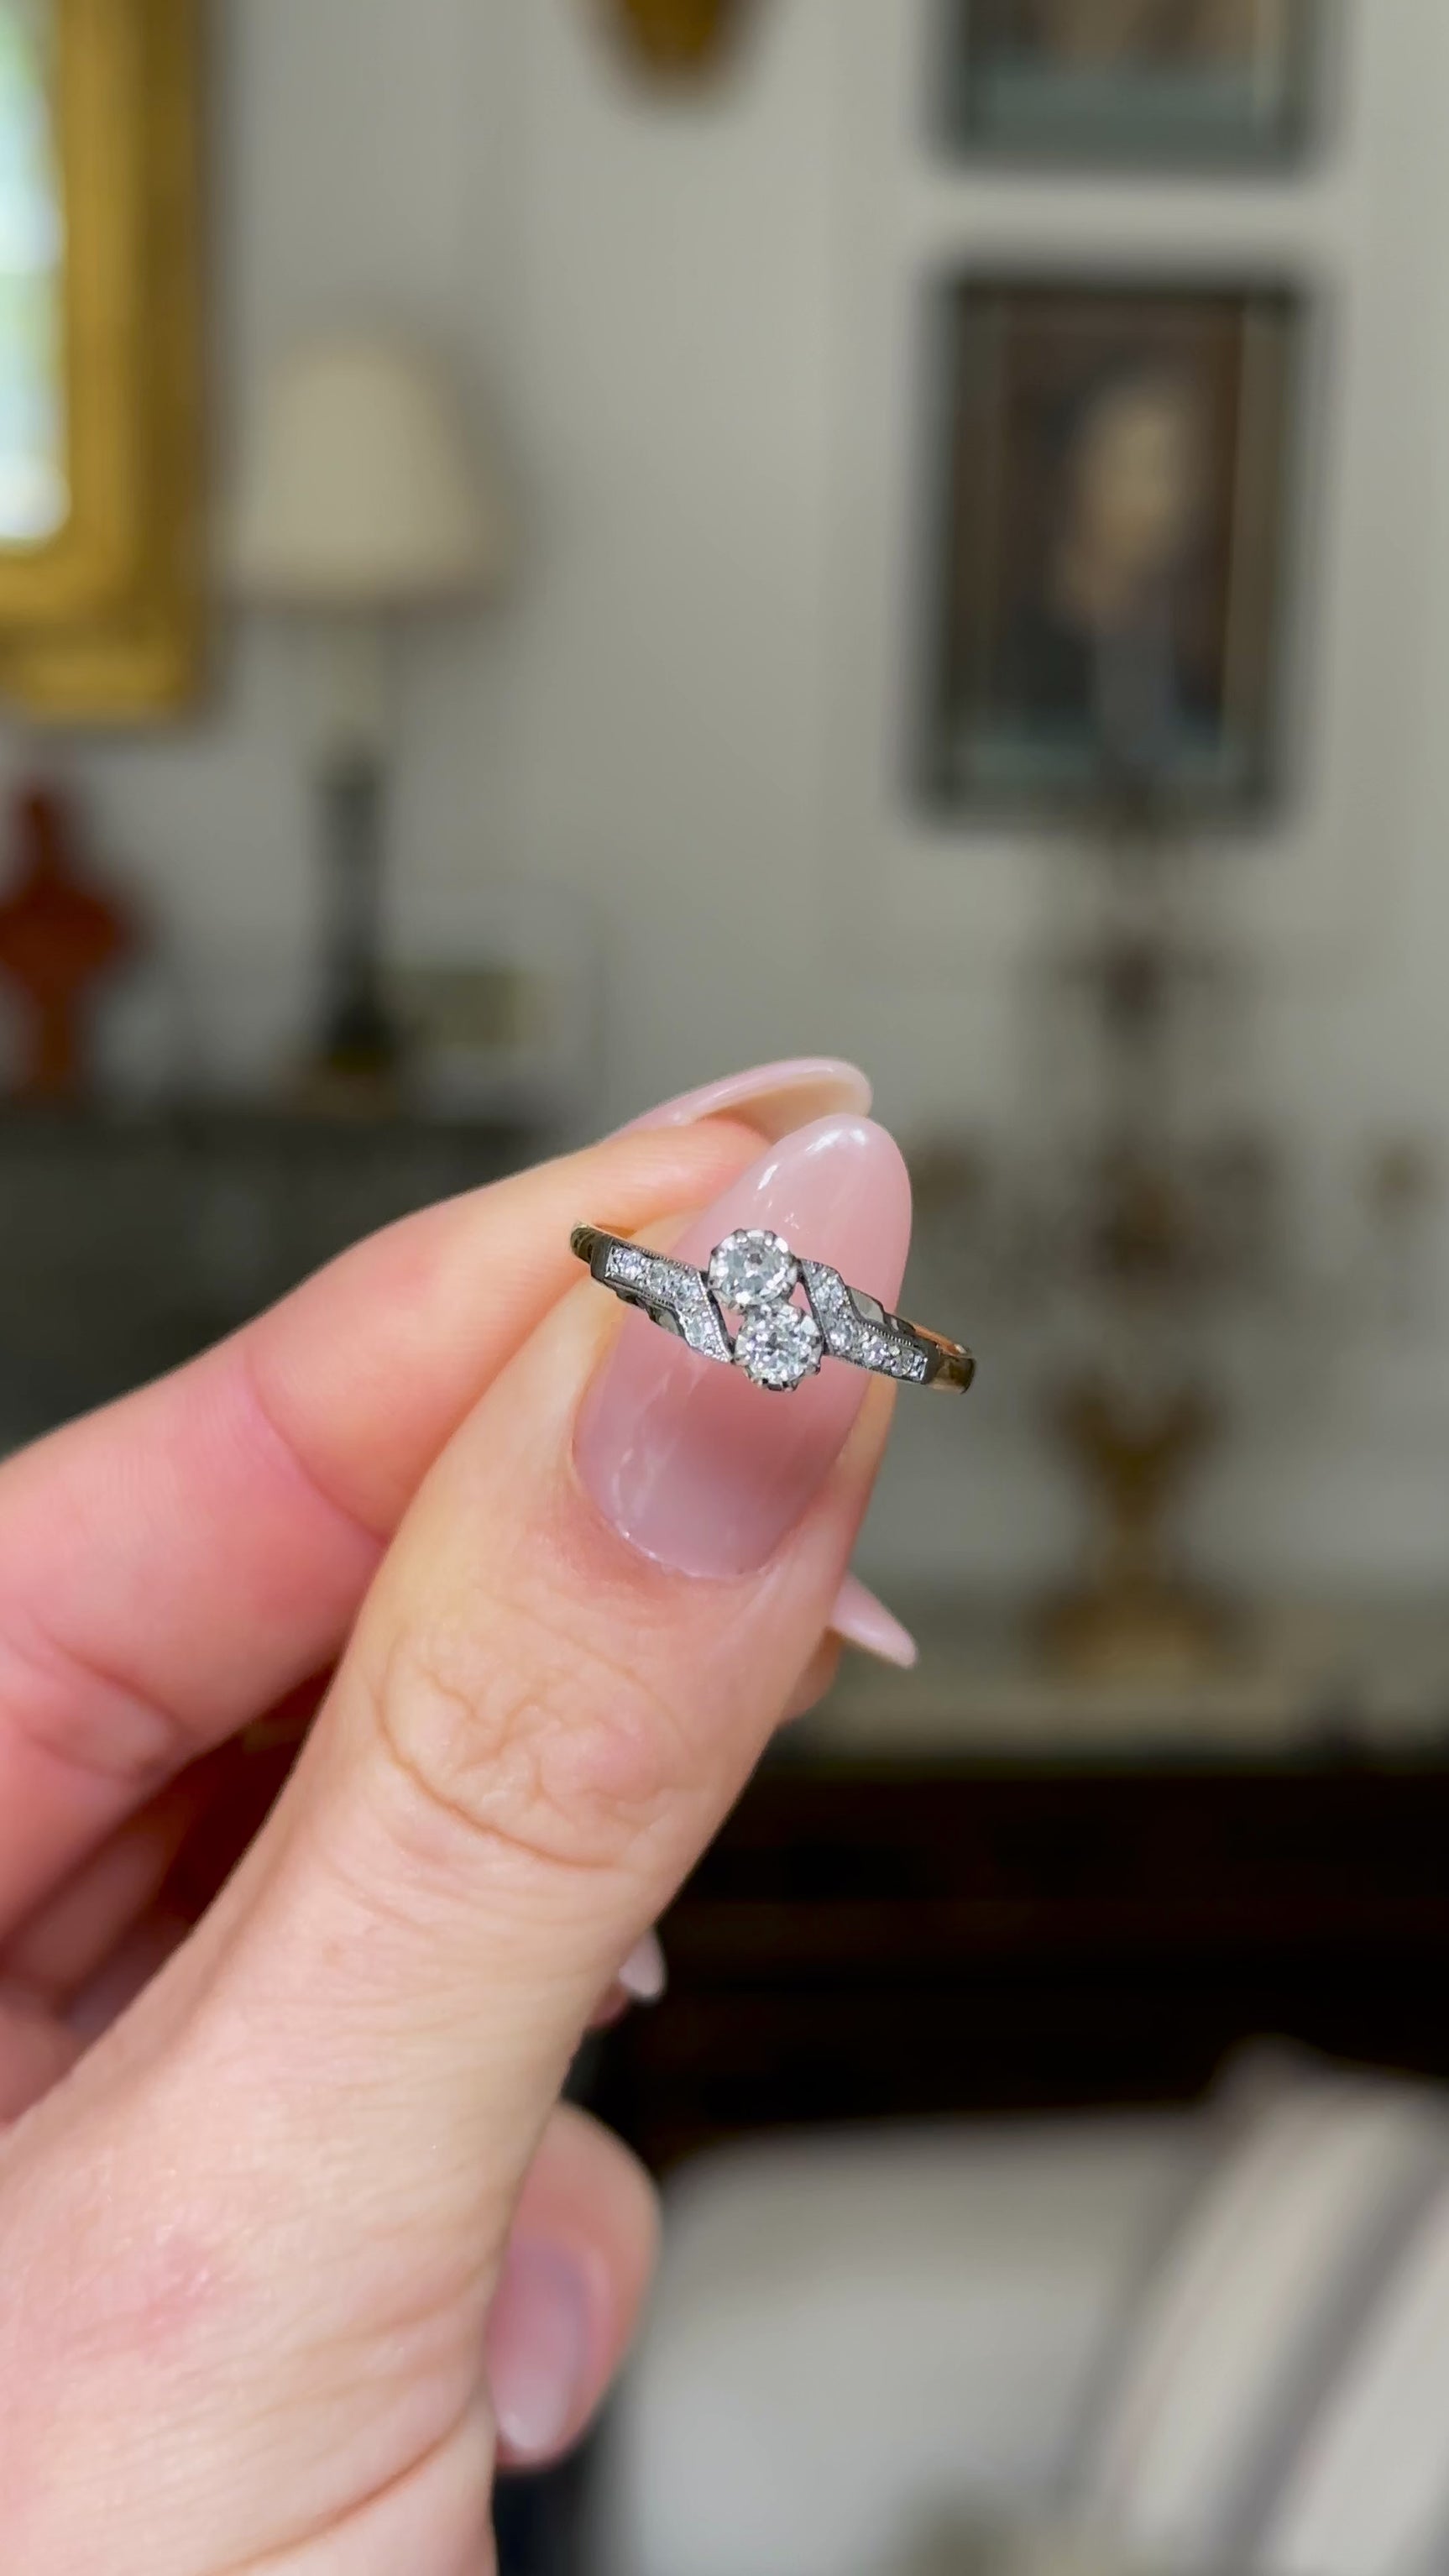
0, 1062, 916, 2572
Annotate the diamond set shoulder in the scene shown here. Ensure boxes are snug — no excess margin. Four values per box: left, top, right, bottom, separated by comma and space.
571, 1223, 975, 1396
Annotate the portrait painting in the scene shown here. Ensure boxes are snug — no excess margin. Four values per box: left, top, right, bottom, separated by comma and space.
942, 0, 1318, 167
920, 280, 1300, 817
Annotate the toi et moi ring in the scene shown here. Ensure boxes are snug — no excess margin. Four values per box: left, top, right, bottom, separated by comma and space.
571, 1223, 976, 1397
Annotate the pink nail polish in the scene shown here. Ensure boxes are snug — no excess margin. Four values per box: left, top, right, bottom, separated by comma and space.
618, 1057, 871, 1144
831, 1574, 918, 1670
575, 1115, 912, 1577
486, 2238, 592, 2461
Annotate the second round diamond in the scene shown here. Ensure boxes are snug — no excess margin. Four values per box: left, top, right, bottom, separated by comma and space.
733, 1300, 824, 1391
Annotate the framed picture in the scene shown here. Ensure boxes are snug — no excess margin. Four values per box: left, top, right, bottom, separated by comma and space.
939, 0, 1320, 170
918, 277, 1301, 819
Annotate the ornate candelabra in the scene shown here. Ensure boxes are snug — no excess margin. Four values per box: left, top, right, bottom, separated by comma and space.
914, 795, 1437, 1685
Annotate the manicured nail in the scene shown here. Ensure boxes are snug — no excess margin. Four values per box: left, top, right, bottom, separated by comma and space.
589, 1926, 668, 2029
618, 1929, 667, 2002
575, 1114, 912, 1577
831, 1574, 918, 1670
620, 1057, 871, 1144
485, 2238, 592, 2462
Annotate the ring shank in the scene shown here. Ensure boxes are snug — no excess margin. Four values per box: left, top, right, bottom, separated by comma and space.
571, 1223, 611, 1272
905, 1319, 976, 1393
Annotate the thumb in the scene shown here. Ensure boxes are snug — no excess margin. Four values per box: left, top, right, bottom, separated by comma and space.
4, 1116, 912, 2564
217, 1110, 907, 2226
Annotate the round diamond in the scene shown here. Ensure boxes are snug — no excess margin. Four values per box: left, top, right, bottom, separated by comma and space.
708, 1228, 798, 1310
733, 1300, 824, 1392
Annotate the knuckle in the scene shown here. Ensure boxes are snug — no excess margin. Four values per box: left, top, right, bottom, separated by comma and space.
368, 1593, 685, 1883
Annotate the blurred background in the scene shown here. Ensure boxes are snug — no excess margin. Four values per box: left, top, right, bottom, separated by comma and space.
8, 3, 1449, 2571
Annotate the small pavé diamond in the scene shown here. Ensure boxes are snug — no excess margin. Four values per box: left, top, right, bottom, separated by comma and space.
709, 1228, 798, 1310
604, 1242, 732, 1364
675, 1274, 733, 1362
802, 1261, 867, 1360
734, 1300, 824, 1390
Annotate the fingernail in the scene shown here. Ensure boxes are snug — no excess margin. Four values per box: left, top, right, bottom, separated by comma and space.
589, 1927, 668, 2029
575, 1114, 912, 1576
618, 1928, 667, 2002
485, 2238, 592, 2462
831, 1574, 918, 1670
619, 1058, 871, 1144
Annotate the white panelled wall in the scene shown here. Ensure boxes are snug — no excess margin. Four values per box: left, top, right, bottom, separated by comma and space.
6, 0, 1449, 1597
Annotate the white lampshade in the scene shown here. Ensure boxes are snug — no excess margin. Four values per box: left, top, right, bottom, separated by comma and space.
228, 332, 510, 609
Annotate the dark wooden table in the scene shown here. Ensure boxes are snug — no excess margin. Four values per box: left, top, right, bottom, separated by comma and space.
591, 1746, 1449, 2171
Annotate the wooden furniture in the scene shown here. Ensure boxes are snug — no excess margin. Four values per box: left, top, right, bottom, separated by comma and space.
592, 1747, 1449, 2173
0, 1103, 531, 1444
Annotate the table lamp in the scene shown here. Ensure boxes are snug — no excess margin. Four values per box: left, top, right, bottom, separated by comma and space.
229, 332, 511, 1100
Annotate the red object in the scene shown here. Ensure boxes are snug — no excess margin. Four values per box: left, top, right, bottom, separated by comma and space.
0, 783, 134, 1098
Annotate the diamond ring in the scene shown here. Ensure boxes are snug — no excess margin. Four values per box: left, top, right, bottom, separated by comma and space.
571, 1223, 976, 1395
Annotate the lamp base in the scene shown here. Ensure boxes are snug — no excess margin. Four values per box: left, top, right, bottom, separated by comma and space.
288, 1057, 405, 1119
310, 751, 405, 1106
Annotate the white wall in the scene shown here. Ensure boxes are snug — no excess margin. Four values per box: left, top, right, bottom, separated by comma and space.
9, 0, 1449, 1596
480, 0, 1449, 1599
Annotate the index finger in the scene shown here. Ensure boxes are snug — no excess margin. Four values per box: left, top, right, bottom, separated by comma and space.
0, 1115, 769, 1932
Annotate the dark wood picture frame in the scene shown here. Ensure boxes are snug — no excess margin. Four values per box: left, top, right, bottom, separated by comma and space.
918, 274, 1302, 823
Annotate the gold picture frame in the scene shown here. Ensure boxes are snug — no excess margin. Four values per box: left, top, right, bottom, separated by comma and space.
0, 0, 201, 719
